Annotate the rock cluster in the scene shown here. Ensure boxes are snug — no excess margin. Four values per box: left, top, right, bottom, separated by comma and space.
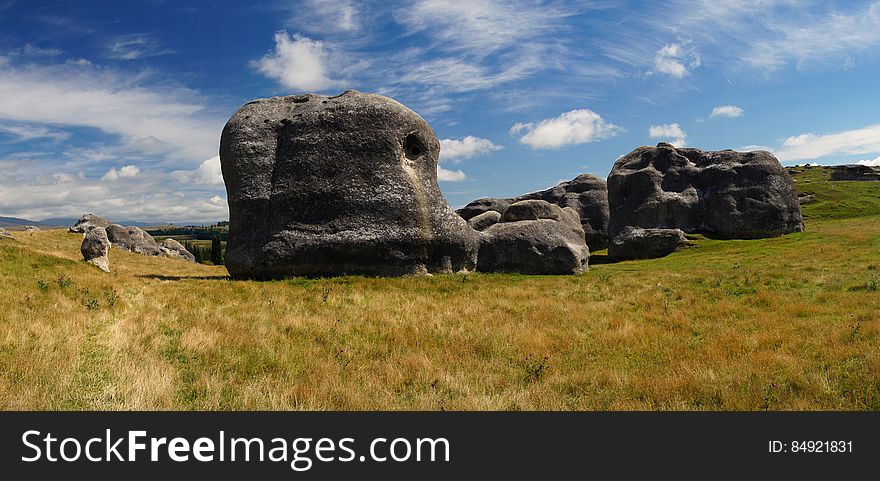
24, 225, 40, 232
81, 226, 111, 272
476, 200, 589, 274
220, 90, 478, 278
457, 173, 610, 250
607, 143, 803, 259
71, 216, 195, 264
830, 164, 880, 181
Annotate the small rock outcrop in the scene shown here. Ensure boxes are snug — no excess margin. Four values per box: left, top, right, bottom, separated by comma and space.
81, 226, 111, 272
220, 90, 478, 278
830, 164, 880, 181
160, 238, 196, 263
0, 227, 14, 240
106, 224, 163, 256
467, 211, 502, 231
608, 143, 804, 259
610, 226, 688, 260
477, 200, 589, 274
458, 174, 610, 250
24, 225, 40, 232
69, 213, 110, 233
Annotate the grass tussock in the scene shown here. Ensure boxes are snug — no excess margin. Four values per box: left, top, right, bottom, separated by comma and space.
0, 173, 878, 410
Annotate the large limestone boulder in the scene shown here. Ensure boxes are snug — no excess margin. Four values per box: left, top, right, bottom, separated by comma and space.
477, 200, 589, 274
81, 226, 111, 272
160, 238, 196, 263
830, 164, 880, 181
0, 227, 14, 240
106, 224, 163, 256
69, 213, 110, 233
458, 174, 610, 250
610, 226, 688, 260
607, 143, 804, 259
220, 90, 478, 278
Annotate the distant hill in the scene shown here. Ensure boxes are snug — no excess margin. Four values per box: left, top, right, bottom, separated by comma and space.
1, 215, 224, 228
0, 216, 41, 228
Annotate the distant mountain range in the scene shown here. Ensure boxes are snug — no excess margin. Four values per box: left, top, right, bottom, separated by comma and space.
0, 216, 218, 228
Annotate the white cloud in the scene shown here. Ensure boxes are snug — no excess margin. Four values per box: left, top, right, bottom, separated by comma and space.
653, 42, 700, 78
710, 105, 744, 119
172, 155, 224, 186
437, 166, 466, 182
253, 32, 343, 91
0, 58, 222, 162
439, 136, 501, 163
515, 109, 622, 149
858, 155, 880, 167
0, 123, 70, 142
774, 124, 880, 161
101, 165, 140, 181
107, 34, 174, 61
287, 0, 362, 34
649, 123, 687, 147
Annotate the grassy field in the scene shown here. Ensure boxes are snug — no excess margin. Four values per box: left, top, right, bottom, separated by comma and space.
1, 167, 878, 410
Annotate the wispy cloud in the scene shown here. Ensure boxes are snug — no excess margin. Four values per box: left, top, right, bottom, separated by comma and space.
513, 109, 622, 149
774, 123, 880, 161
0, 122, 70, 142
107, 33, 175, 60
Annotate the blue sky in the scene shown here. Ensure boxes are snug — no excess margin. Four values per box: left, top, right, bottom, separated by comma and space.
2, 0, 880, 223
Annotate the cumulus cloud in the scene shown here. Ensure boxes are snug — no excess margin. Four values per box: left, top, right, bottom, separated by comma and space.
172, 156, 224, 186
648, 123, 687, 147
101, 165, 140, 181
653, 42, 701, 78
439, 136, 502, 162
514, 109, 621, 149
437, 166, 466, 182
253, 32, 343, 91
774, 124, 880, 161
858, 155, 880, 167
710, 105, 744, 119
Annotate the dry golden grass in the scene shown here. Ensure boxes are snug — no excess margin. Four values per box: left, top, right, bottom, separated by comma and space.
1, 215, 878, 410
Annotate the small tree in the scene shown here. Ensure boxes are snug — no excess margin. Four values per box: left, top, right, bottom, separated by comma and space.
211, 236, 223, 265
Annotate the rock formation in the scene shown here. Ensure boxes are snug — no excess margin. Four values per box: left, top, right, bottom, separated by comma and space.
220, 90, 478, 278
0, 227, 14, 240
106, 224, 163, 256
477, 200, 589, 274
24, 225, 40, 232
830, 164, 880, 181
160, 238, 196, 263
467, 211, 501, 231
457, 174, 610, 250
607, 143, 804, 259
609, 226, 688, 260
81, 226, 111, 272
69, 213, 110, 233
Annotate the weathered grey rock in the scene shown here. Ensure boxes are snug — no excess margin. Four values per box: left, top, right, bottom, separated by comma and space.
106, 224, 163, 256
458, 174, 610, 250
81, 226, 111, 272
610, 226, 687, 260
608, 143, 804, 259
160, 238, 196, 263
69, 213, 110, 233
24, 225, 40, 232
477, 200, 589, 274
0, 227, 14, 240
830, 164, 880, 181
467, 210, 501, 231
220, 90, 478, 278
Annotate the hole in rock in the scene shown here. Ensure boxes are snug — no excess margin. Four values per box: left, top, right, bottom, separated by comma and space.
404, 134, 424, 160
